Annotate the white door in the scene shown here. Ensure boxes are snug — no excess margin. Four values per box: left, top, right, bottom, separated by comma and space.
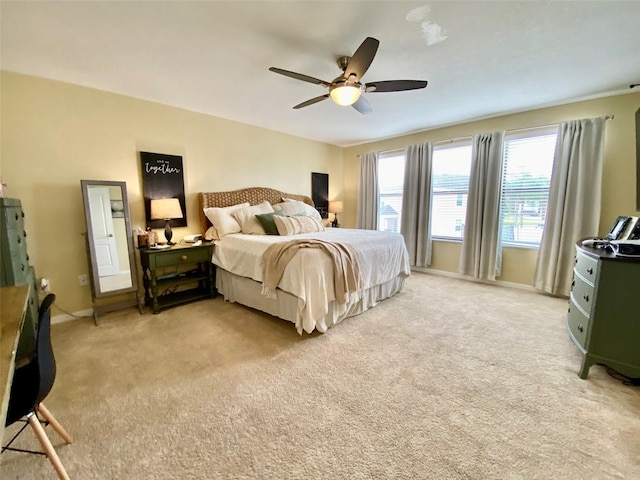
88, 186, 120, 276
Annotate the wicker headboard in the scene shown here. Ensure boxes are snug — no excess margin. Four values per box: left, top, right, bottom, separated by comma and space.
198, 187, 314, 236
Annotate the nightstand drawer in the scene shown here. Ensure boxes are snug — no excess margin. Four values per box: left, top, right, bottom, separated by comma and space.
574, 250, 598, 284
567, 301, 589, 349
153, 247, 212, 267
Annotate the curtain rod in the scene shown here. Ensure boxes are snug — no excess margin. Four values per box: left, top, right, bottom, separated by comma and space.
505, 115, 614, 135
434, 136, 472, 145
356, 116, 615, 155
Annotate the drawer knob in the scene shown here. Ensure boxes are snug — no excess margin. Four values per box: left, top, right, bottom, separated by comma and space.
578, 324, 584, 332
583, 294, 589, 302
181, 255, 188, 261
586, 267, 593, 275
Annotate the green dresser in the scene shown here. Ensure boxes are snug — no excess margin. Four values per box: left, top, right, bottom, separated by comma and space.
567, 240, 640, 379
0, 198, 39, 358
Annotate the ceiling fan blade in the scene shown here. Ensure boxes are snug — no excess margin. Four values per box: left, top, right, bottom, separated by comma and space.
269, 67, 331, 87
351, 96, 372, 115
293, 94, 330, 109
345, 37, 379, 80
365, 80, 428, 93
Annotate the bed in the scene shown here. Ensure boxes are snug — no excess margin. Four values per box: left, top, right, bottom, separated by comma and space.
199, 187, 410, 334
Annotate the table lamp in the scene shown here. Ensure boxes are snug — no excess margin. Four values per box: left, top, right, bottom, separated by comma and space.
329, 201, 344, 228
150, 198, 183, 245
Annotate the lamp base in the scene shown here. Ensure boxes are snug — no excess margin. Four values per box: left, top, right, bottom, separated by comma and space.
164, 221, 175, 245
331, 214, 340, 228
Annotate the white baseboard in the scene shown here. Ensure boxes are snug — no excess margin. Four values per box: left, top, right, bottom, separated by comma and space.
411, 266, 540, 293
51, 309, 93, 325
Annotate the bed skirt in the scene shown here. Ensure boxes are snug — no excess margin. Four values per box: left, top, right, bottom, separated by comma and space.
216, 267, 406, 334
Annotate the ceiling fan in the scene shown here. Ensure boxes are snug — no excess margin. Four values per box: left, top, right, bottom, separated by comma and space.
269, 37, 428, 115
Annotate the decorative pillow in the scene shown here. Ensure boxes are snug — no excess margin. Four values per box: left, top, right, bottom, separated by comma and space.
255, 210, 286, 235
274, 199, 323, 222
203, 226, 217, 241
232, 201, 274, 234
273, 215, 325, 236
203, 202, 250, 239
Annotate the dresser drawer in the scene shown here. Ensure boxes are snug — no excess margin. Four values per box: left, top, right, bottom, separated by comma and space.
567, 301, 589, 348
570, 275, 595, 315
153, 247, 212, 267
574, 250, 598, 284
2, 204, 25, 230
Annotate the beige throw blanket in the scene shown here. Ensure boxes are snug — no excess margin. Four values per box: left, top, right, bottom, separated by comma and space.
261, 239, 362, 304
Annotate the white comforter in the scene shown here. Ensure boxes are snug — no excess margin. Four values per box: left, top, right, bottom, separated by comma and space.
211, 228, 411, 332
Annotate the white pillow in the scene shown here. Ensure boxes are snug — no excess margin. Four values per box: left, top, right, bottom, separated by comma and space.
203, 202, 250, 239
232, 201, 274, 234
274, 199, 323, 222
273, 215, 325, 236
203, 226, 217, 241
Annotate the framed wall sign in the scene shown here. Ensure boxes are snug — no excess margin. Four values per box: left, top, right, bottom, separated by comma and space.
636, 107, 640, 211
140, 152, 187, 228
311, 172, 329, 219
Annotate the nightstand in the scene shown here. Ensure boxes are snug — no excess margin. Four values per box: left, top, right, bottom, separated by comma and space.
139, 243, 216, 314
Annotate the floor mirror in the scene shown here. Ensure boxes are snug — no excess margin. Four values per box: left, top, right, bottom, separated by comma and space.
81, 180, 142, 324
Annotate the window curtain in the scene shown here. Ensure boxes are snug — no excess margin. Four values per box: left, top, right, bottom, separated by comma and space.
356, 152, 379, 230
459, 131, 505, 280
400, 142, 433, 267
533, 117, 608, 296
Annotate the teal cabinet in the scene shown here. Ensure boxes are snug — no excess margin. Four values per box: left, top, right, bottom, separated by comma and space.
0, 198, 39, 358
567, 241, 640, 379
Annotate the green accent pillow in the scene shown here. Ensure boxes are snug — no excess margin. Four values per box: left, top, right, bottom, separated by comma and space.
255, 210, 286, 235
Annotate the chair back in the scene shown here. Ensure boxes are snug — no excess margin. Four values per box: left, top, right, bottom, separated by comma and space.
5, 293, 57, 426
35, 293, 57, 405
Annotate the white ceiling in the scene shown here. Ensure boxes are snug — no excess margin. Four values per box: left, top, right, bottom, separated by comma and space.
2, 1, 639, 147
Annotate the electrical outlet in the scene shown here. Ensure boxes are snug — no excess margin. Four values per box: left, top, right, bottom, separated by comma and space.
78, 274, 88, 286
40, 277, 51, 292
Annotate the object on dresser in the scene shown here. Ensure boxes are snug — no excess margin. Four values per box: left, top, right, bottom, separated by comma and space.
605, 215, 640, 240
183, 234, 202, 243
610, 239, 640, 257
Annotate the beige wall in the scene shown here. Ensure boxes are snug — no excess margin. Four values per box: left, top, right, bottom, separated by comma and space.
2, 70, 638, 311
344, 92, 640, 285
1, 71, 344, 312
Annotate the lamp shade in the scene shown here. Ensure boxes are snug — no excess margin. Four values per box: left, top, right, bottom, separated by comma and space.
150, 198, 183, 220
329, 201, 344, 214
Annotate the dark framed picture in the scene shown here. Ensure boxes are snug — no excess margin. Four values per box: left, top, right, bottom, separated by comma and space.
311, 172, 329, 219
140, 152, 187, 228
636, 107, 640, 211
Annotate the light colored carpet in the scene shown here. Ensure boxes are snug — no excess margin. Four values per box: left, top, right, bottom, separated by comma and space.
2, 273, 639, 479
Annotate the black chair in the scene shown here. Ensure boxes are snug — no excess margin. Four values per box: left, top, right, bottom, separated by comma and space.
2, 293, 73, 480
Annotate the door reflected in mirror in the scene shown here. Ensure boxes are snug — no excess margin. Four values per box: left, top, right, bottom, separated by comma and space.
86, 184, 133, 292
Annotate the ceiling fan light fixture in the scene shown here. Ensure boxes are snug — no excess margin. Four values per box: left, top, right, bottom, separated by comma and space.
330, 81, 362, 106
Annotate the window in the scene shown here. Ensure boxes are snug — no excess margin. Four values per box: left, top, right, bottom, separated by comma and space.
377, 150, 405, 233
500, 130, 557, 247
431, 142, 473, 239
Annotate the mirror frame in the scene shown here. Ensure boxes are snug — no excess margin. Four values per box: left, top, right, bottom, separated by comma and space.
81, 180, 139, 310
